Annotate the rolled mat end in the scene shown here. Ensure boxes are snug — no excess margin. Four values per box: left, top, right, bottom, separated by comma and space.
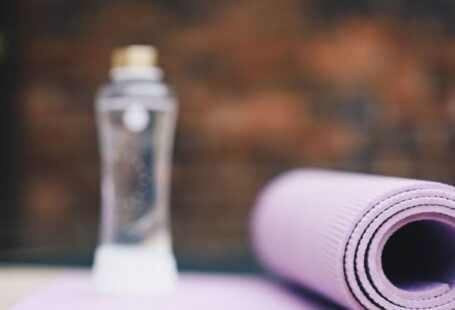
251, 169, 455, 309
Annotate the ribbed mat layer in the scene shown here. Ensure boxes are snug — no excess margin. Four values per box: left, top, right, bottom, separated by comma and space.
251, 169, 455, 309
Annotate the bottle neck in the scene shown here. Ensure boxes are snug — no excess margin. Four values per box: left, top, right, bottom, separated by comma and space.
110, 66, 163, 81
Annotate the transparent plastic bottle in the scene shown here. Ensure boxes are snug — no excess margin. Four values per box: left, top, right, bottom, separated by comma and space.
92, 45, 178, 294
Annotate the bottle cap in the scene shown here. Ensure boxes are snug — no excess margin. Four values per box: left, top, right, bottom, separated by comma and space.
111, 45, 158, 68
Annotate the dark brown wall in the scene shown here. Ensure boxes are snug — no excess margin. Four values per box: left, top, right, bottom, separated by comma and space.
3, 0, 455, 269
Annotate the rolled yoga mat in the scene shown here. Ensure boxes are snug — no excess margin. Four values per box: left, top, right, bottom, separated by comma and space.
251, 169, 455, 310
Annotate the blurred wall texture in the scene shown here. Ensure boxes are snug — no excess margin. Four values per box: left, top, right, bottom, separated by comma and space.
1, 0, 455, 270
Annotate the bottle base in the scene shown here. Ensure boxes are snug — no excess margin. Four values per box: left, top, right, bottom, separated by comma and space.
92, 244, 178, 295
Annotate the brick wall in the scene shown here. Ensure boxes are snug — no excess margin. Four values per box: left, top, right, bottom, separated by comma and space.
5, 0, 455, 269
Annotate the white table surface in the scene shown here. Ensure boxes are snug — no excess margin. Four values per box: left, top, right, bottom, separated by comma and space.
0, 266, 72, 309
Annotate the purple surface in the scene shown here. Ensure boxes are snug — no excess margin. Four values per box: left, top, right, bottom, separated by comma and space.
251, 169, 455, 309
10, 272, 337, 310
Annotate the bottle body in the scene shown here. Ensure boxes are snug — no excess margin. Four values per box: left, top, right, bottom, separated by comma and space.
93, 64, 178, 294
97, 80, 177, 247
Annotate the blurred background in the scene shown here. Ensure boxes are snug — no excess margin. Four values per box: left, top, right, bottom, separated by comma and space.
0, 0, 454, 271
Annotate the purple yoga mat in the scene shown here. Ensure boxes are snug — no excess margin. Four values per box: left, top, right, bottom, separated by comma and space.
10, 272, 337, 310
251, 169, 455, 309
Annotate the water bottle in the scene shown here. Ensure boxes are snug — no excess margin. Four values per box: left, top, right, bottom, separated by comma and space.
93, 45, 178, 294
